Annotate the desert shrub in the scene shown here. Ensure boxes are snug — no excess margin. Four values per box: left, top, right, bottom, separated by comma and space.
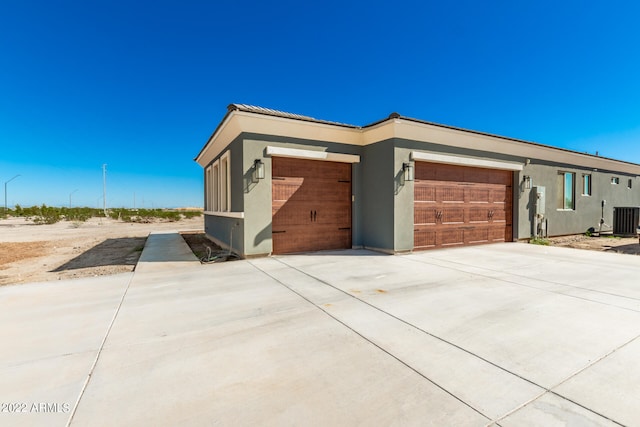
182, 211, 202, 219
32, 204, 62, 224
529, 237, 550, 246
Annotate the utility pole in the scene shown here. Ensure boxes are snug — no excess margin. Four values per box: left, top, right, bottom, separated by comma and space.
69, 189, 78, 208
102, 164, 107, 216
4, 174, 21, 215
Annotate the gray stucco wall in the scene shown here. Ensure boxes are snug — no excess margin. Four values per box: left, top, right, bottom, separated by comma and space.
393, 145, 414, 252
203, 135, 245, 255
361, 140, 395, 251
517, 161, 640, 238
204, 215, 244, 255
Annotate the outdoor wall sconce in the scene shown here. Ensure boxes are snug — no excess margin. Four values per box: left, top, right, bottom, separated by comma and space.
523, 175, 532, 190
253, 159, 265, 182
403, 162, 414, 182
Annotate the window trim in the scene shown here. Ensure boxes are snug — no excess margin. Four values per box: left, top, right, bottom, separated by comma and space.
205, 166, 213, 210
220, 151, 231, 212
207, 150, 231, 213
582, 173, 591, 196
557, 171, 575, 211
212, 160, 220, 212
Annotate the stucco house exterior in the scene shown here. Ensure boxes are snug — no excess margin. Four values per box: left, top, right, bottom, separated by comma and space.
195, 104, 640, 257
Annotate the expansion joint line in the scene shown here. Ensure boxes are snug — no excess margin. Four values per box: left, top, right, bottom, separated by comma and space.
272, 257, 541, 389
65, 272, 136, 427
486, 332, 639, 427
267, 257, 634, 426
405, 254, 640, 309
247, 260, 491, 422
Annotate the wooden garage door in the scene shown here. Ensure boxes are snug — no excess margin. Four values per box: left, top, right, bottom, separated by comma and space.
414, 162, 513, 250
272, 157, 352, 254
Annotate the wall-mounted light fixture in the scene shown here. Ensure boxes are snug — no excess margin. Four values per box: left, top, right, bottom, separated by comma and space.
403, 162, 414, 182
523, 175, 532, 190
253, 159, 265, 182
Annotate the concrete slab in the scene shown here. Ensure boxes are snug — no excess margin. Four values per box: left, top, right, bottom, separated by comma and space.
4, 238, 640, 426
497, 392, 620, 426
250, 257, 544, 420
553, 336, 640, 427
70, 260, 488, 426
0, 274, 132, 427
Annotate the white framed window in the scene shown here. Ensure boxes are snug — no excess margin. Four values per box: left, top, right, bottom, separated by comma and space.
611, 177, 620, 185
582, 174, 591, 196
220, 151, 231, 212
628, 179, 633, 189
207, 150, 231, 213
557, 171, 575, 210
205, 166, 213, 210
212, 161, 220, 211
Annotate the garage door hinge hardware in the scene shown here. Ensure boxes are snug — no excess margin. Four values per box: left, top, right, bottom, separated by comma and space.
272, 230, 286, 234
338, 180, 350, 183
272, 177, 285, 180
310, 210, 317, 222
338, 227, 351, 230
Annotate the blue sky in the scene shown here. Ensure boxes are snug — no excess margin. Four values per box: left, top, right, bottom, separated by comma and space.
2, 1, 639, 208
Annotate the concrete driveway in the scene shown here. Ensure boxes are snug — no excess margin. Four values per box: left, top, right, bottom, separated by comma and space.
2, 233, 640, 426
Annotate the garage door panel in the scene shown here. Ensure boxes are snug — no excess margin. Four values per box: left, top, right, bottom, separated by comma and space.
441, 208, 464, 224
440, 228, 465, 246
491, 209, 506, 222
489, 226, 507, 242
437, 165, 465, 182
273, 200, 318, 227
414, 229, 436, 249
414, 184, 436, 203
439, 186, 465, 203
466, 228, 489, 244
414, 207, 437, 225
469, 208, 490, 223
272, 225, 351, 254
275, 159, 351, 180
468, 187, 491, 203
272, 178, 304, 202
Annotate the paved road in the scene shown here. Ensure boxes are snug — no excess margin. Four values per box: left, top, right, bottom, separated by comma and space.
1, 234, 639, 426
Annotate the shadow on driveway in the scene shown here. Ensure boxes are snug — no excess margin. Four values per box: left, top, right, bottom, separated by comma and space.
52, 237, 146, 272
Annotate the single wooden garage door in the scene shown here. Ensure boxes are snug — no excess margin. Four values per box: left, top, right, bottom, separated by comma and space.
414, 162, 513, 250
272, 157, 352, 254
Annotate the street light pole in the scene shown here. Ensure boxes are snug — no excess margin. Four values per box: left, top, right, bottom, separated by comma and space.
102, 164, 107, 216
69, 189, 79, 208
4, 174, 21, 215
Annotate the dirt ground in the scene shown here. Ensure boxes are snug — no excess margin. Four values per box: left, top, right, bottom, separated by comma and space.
547, 234, 640, 255
0, 216, 203, 286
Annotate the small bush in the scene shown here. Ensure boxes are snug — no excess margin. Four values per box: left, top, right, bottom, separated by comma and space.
182, 211, 202, 219
529, 237, 550, 246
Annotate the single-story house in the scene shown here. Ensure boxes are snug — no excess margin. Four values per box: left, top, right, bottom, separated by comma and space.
195, 104, 640, 257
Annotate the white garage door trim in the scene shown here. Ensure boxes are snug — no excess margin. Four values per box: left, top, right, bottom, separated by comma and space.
411, 151, 523, 171
266, 146, 360, 163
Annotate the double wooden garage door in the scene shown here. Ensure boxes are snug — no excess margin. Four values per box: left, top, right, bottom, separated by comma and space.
272, 157, 352, 254
414, 162, 513, 250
